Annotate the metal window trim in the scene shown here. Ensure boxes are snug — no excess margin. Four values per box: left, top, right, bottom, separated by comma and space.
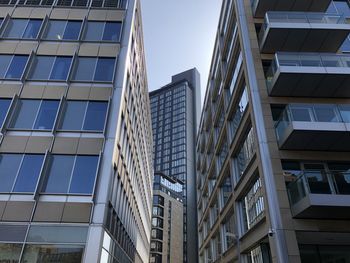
102, 96, 112, 136
52, 95, 65, 134
91, 151, 103, 200
33, 150, 50, 200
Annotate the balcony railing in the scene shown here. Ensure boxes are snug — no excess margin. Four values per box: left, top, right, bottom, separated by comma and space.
266, 52, 350, 93
287, 171, 350, 205
275, 103, 350, 142
259, 10, 350, 52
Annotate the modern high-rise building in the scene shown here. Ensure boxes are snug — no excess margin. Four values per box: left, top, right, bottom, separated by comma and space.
150, 172, 184, 263
149, 68, 201, 263
0, 0, 153, 262
197, 0, 350, 262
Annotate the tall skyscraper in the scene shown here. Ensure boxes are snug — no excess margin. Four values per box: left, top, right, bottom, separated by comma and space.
0, 0, 153, 262
149, 68, 201, 263
197, 0, 350, 262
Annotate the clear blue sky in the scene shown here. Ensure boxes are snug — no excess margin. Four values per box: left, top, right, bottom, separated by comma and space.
141, 0, 222, 105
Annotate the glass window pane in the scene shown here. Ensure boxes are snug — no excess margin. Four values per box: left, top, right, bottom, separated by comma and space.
27, 225, 88, 243
22, 19, 42, 39
42, 155, 74, 193
0, 154, 22, 192
83, 21, 104, 41
11, 100, 40, 129
0, 99, 11, 127
49, 56, 72, 80
21, 244, 84, 263
83, 102, 107, 131
3, 19, 27, 38
69, 155, 98, 194
0, 225, 27, 242
94, 58, 115, 81
0, 55, 12, 78
33, 100, 59, 130
63, 21, 82, 40
72, 57, 96, 81
0, 244, 22, 263
102, 22, 121, 41
5, 55, 28, 79
13, 154, 44, 192
59, 101, 86, 130
28, 56, 54, 80
44, 20, 66, 40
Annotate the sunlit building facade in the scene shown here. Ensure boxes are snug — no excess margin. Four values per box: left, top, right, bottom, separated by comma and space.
197, 0, 350, 262
0, 0, 153, 262
149, 69, 201, 263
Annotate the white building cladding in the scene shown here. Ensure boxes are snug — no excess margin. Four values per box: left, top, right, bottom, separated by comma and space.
0, 0, 153, 262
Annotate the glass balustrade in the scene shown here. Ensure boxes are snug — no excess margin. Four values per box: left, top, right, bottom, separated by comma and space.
266, 53, 350, 92
275, 104, 350, 141
287, 171, 350, 205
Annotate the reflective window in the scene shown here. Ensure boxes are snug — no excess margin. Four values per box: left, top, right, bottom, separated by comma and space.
43, 20, 82, 40
28, 56, 72, 80
59, 101, 108, 131
27, 225, 88, 243
0, 99, 11, 127
0, 55, 28, 80
21, 244, 84, 262
83, 21, 122, 42
72, 57, 115, 82
3, 19, 42, 39
0, 154, 44, 193
0, 244, 22, 263
10, 100, 59, 130
42, 155, 99, 194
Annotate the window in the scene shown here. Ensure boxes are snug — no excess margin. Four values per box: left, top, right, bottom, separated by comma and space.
0, 154, 44, 193
151, 218, 163, 228
0, 55, 28, 79
0, 99, 11, 127
151, 228, 163, 239
150, 241, 163, 252
28, 56, 72, 80
42, 155, 99, 194
83, 21, 122, 42
10, 100, 59, 130
59, 101, 108, 131
72, 57, 115, 82
3, 19, 42, 39
153, 195, 164, 206
43, 20, 82, 40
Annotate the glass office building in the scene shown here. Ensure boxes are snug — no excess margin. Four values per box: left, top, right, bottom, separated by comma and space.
149, 69, 201, 263
0, 0, 153, 262
197, 0, 350, 262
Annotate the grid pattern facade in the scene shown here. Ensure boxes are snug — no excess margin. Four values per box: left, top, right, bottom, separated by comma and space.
0, 0, 153, 262
197, 0, 350, 262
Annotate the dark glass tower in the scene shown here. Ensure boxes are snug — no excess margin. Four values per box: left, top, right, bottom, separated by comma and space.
149, 68, 201, 263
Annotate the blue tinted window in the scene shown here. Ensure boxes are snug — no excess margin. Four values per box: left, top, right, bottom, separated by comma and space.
13, 155, 44, 192
102, 22, 121, 41
72, 57, 95, 81
59, 101, 86, 130
49, 57, 72, 80
0, 154, 22, 192
6, 55, 28, 79
69, 155, 98, 194
63, 21, 82, 40
11, 100, 40, 129
0, 55, 12, 78
0, 99, 11, 127
43, 155, 75, 193
4, 19, 42, 39
29, 56, 54, 80
43, 20, 65, 40
83, 22, 104, 41
83, 102, 108, 131
94, 58, 115, 81
22, 19, 42, 39
33, 100, 59, 130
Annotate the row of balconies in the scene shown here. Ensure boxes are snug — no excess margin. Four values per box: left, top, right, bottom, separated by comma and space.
253, 0, 350, 221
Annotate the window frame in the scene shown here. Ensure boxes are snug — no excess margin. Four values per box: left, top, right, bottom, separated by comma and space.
27, 55, 74, 81
42, 19, 84, 41
82, 20, 123, 42
8, 99, 60, 131
2, 18, 44, 39
0, 54, 30, 81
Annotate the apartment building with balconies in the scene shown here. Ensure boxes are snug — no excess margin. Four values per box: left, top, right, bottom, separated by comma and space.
197, 0, 350, 262
0, 0, 153, 262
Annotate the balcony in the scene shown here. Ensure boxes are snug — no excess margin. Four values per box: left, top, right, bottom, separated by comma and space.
266, 53, 350, 97
251, 0, 331, 18
287, 171, 350, 218
259, 12, 350, 53
275, 104, 350, 151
